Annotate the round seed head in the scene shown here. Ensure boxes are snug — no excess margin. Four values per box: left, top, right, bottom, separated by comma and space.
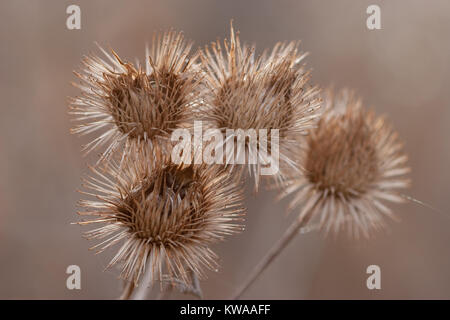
77, 149, 245, 285
281, 90, 411, 237
200, 23, 321, 188
70, 31, 201, 162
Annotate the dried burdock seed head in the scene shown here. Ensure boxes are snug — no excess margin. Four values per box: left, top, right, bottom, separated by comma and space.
70, 31, 201, 162
280, 89, 411, 238
200, 22, 321, 188
77, 148, 245, 285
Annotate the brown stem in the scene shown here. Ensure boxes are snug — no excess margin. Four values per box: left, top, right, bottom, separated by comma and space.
132, 263, 155, 300
231, 206, 315, 300
119, 280, 135, 300
191, 273, 203, 299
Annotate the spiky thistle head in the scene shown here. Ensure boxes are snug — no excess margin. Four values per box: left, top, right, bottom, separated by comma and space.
280, 90, 411, 238
199, 23, 321, 188
70, 31, 201, 162
77, 148, 245, 285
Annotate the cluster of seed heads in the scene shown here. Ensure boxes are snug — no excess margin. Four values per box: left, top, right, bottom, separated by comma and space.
70, 24, 410, 288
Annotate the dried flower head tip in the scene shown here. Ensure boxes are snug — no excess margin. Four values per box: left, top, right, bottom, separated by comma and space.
281, 89, 411, 238
70, 31, 201, 162
200, 22, 321, 188
77, 150, 245, 285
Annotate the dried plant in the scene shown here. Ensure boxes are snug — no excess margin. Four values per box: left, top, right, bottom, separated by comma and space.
76, 147, 245, 287
281, 89, 411, 237
199, 24, 321, 188
70, 24, 418, 300
70, 31, 201, 162
232, 89, 411, 299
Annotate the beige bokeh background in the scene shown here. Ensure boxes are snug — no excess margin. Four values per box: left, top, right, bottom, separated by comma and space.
0, 0, 449, 299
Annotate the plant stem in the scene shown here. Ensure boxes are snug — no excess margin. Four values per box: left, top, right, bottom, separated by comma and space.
190, 273, 203, 299
231, 205, 315, 300
119, 280, 135, 300
132, 262, 155, 300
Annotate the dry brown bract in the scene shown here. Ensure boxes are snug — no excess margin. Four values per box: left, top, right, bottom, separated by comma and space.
70, 31, 201, 162
281, 90, 411, 237
77, 148, 245, 285
200, 24, 321, 188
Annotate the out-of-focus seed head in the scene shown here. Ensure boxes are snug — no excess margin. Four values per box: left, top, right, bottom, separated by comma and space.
280, 90, 411, 238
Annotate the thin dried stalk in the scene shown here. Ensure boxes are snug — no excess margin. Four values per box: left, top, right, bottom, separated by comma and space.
132, 263, 154, 300
231, 203, 316, 300
119, 280, 135, 300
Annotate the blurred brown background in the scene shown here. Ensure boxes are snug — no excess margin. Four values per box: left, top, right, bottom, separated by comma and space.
0, 0, 449, 299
